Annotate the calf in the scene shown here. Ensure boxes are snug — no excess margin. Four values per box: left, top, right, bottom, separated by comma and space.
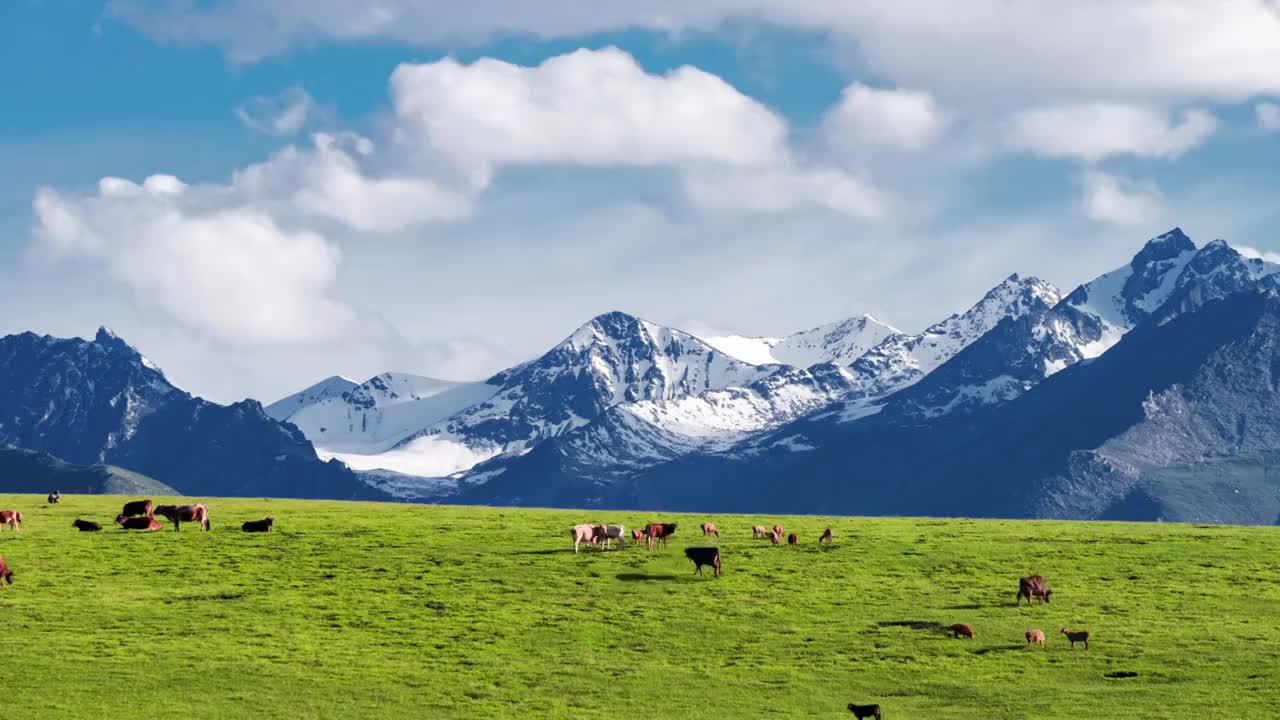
751, 525, 769, 539
72, 519, 103, 532
0, 510, 21, 532
120, 499, 153, 518
1060, 628, 1090, 650
631, 528, 646, 546
242, 516, 275, 533
684, 547, 722, 577
949, 623, 976, 639
787, 533, 798, 545
115, 514, 162, 531
847, 704, 881, 719
1026, 629, 1045, 646
1017, 574, 1053, 605
820, 527, 833, 545
700, 522, 719, 537
0, 556, 12, 587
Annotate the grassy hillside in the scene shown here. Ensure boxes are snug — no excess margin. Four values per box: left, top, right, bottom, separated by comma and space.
0, 447, 177, 495
0, 495, 1278, 719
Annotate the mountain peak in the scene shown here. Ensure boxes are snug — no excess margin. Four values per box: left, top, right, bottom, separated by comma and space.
1132, 228, 1195, 267
95, 326, 120, 343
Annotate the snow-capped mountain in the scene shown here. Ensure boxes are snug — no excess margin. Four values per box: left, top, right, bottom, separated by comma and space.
329, 311, 777, 483
701, 314, 901, 367
265, 375, 358, 421
269, 372, 498, 454
0, 327, 379, 500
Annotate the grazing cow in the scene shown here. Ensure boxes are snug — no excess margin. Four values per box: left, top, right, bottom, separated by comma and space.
0, 556, 12, 587
631, 528, 646, 546
571, 524, 601, 554
0, 510, 21, 532
700, 522, 719, 537
72, 519, 103, 532
154, 503, 211, 532
120, 499, 153, 518
47, 490, 61, 504
1017, 575, 1053, 606
242, 516, 275, 533
949, 623, 976, 639
684, 547, 722, 577
847, 704, 881, 719
115, 514, 162, 531
1061, 628, 1090, 650
645, 523, 677, 549
770, 529, 782, 546
787, 533, 798, 545
820, 528, 834, 545
1026, 629, 1046, 646
752, 525, 769, 539
772, 524, 784, 538
599, 524, 626, 549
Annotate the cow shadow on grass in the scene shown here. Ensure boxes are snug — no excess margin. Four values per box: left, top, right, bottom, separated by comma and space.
973, 644, 1025, 655
940, 603, 983, 610
615, 573, 681, 582
877, 620, 946, 633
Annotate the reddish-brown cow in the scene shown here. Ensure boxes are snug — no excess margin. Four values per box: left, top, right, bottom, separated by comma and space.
0, 555, 12, 587
154, 503, 210, 531
0, 510, 22, 532
115, 514, 162, 531
645, 523, 677, 549
1017, 575, 1053, 605
950, 623, 976, 639
700, 522, 719, 537
787, 533, 798, 545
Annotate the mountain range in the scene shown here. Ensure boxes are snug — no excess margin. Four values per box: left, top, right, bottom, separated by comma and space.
5, 228, 1280, 523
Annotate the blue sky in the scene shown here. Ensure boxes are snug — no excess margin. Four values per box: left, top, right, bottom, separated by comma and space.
4, 1, 1280, 403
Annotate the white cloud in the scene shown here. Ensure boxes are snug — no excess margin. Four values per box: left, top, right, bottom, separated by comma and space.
235, 86, 314, 136
1257, 101, 1280, 132
1008, 104, 1217, 162
237, 133, 473, 232
1080, 171, 1166, 227
1235, 244, 1280, 263
32, 177, 355, 344
823, 83, 947, 152
110, 1, 1280, 105
389, 47, 789, 187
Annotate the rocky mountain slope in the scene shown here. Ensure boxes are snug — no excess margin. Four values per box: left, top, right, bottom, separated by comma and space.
0, 446, 177, 496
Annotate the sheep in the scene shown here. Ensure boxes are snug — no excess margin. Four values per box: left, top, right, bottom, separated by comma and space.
1060, 628, 1090, 650
1025, 629, 1045, 646
949, 623, 976, 639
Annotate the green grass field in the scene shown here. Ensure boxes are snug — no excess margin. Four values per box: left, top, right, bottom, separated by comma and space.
1, 494, 1278, 718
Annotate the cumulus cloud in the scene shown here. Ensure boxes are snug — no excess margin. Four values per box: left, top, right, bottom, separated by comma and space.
1008, 104, 1217, 162
823, 83, 947, 152
389, 47, 883, 218
1257, 101, 1280, 132
32, 176, 355, 344
237, 133, 473, 232
235, 86, 314, 136
1235, 244, 1280, 264
1080, 171, 1166, 227
109, 1, 1280, 105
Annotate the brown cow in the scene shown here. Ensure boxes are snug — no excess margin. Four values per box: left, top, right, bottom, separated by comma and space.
1061, 628, 1090, 650
0, 555, 12, 587
120, 499, 153, 518
645, 523, 677, 549
772, 524, 784, 538
751, 525, 769, 539
72, 519, 102, 532
949, 623, 976, 639
154, 504, 210, 531
242, 516, 275, 533
684, 547, 722, 577
769, 529, 782, 546
1026, 629, 1046, 646
700, 522, 719, 537
820, 528, 834, 545
787, 533, 798, 545
631, 528, 646, 546
115, 514, 162, 531
847, 704, 881, 719
0, 510, 21, 532
1017, 575, 1053, 605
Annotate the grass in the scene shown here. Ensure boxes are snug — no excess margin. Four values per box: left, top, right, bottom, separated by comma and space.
1, 495, 1279, 718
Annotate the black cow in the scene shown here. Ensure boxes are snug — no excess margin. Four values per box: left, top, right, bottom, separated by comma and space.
72, 519, 103, 532
684, 547, 722, 577
847, 704, 881, 719
242, 516, 274, 533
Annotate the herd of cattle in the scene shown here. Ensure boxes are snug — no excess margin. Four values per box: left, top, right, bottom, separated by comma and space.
0, 495, 279, 592
570, 519, 1094, 717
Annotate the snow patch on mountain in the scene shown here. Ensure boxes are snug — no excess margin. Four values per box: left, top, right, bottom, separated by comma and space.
701, 314, 901, 367
265, 375, 359, 421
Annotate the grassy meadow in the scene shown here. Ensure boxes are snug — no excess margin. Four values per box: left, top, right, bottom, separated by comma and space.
0, 494, 1278, 718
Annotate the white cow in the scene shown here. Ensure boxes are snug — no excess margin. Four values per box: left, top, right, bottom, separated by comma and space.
599, 524, 626, 549
571, 524, 606, 554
